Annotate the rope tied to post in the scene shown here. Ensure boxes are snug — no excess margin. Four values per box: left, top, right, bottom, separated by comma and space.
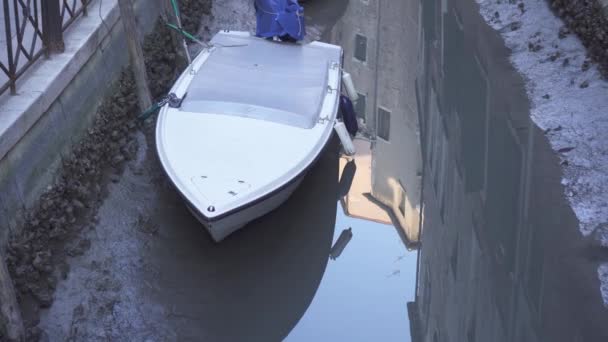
137, 93, 185, 121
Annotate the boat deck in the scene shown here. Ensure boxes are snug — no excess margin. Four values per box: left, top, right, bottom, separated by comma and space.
181, 33, 342, 129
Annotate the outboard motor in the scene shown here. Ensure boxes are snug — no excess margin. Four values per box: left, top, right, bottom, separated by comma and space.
254, 0, 306, 42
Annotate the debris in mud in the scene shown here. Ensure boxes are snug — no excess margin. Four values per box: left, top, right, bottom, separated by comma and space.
528, 31, 543, 52
549, 51, 561, 61
510, 21, 522, 31
58, 263, 70, 280
580, 80, 590, 88
135, 215, 160, 236
558, 146, 576, 153
582, 59, 591, 71
544, 125, 563, 134
559, 25, 571, 38
66, 239, 91, 257
518, 2, 525, 14
528, 41, 543, 52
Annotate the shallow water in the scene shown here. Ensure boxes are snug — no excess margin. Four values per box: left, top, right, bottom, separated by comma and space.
286, 207, 417, 341
305, 0, 608, 341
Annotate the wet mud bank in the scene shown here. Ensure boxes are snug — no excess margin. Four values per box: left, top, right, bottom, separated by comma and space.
416, 0, 608, 339
478, 0, 608, 271
548, 0, 608, 77
2, 1, 211, 340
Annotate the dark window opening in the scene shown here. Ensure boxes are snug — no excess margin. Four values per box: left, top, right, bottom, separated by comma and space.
354, 34, 368, 62
355, 93, 366, 122
378, 108, 391, 141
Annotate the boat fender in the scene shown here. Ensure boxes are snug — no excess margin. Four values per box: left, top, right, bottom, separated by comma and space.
339, 95, 359, 136
341, 72, 359, 102
334, 121, 356, 156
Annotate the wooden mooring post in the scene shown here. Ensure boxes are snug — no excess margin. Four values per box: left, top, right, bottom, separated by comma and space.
117, 0, 153, 111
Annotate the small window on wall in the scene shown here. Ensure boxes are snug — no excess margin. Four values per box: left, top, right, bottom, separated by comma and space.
377, 107, 391, 141
355, 93, 366, 122
354, 34, 367, 62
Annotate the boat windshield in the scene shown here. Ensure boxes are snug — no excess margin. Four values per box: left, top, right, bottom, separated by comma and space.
181, 33, 341, 129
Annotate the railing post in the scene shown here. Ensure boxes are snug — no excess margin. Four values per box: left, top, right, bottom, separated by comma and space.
81, 0, 88, 16
3, 0, 16, 94
42, 0, 64, 55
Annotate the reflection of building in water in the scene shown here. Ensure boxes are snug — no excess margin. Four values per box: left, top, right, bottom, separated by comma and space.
338, 139, 419, 250
330, 0, 423, 247
410, 0, 608, 341
339, 139, 391, 225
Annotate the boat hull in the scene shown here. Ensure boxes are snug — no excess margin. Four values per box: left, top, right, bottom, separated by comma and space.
155, 31, 343, 242
185, 174, 306, 242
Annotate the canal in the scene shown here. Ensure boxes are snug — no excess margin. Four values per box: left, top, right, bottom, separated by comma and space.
35, 0, 608, 341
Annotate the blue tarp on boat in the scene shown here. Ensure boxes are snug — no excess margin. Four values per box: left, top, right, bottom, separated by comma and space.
254, 0, 305, 41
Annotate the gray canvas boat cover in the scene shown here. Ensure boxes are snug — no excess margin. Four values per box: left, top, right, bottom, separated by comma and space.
181, 33, 342, 129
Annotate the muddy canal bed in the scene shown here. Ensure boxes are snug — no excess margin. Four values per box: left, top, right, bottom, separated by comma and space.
5, 0, 608, 340
6, 0, 418, 340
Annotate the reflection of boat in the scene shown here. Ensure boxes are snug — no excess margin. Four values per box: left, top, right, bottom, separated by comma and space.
190, 140, 340, 341
156, 31, 343, 242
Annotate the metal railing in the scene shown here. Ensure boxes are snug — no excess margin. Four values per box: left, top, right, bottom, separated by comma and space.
61, 0, 89, 31
1, 0, 90, 96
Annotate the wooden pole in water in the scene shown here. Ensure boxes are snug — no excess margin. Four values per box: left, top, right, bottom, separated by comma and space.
0, 253, 24, 341
117, 0, 153, 111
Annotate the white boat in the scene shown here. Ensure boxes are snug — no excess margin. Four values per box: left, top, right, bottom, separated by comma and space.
155, 31, 343, 242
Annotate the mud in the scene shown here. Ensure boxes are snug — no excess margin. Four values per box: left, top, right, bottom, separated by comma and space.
181, 0, 213, 35
5, 71, 139, 340
3, 1, 210, 340
548, 0, 608, 77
